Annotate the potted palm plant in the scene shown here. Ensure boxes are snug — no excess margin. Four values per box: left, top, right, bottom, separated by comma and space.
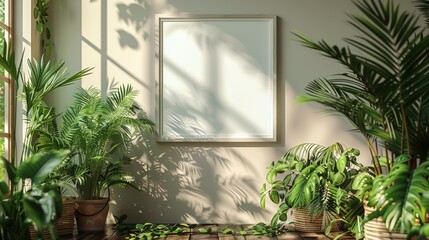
36, 84, 155, 232
294, 0, 429, 237
0, 39, 91, 238
260, 142, 366, 238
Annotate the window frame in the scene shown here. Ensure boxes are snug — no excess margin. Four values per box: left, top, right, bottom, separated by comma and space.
0, 0, 14, 163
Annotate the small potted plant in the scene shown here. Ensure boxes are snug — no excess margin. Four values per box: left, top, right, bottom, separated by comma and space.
0, 150, 69, 239
260, 142, 366, 237
37, 84, 155, 232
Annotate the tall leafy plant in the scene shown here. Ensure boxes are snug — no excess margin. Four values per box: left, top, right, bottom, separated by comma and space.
37, 85, 155, 200
0, 38, 90, 238
294, 0, 429, 233
295, 0, 429, 173
21, 56, 92, 159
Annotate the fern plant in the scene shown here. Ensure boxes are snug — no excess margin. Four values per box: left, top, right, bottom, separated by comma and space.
36, 85, 155, 200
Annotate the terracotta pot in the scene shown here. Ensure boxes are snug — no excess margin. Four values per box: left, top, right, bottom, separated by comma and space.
293, 208, 339, 233
75, 198, 109, 232
364, 204, 407, 240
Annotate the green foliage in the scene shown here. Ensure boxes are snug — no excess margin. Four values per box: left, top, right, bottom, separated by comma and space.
0, 150, 68, 240
21, 56, 92, 159
366, 155, 429, 233
37, 84, 155, 200
295, 0, 429, 175
260, 142, 366, 237
294, 0, 429, 235
0, 36, 90, 239
125, 222, 289, 239
34, 0, 52, 55
126, 223, 193, 239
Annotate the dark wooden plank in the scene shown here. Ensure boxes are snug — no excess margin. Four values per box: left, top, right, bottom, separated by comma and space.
190, 233, 221, 239
276, 232, 303, 240
218, 235, 245, 240
297, 232, 330, 240
166, 234, 191, 240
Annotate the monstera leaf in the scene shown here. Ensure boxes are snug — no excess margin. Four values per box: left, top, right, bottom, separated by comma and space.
367, 155, 429, 233
289, 164, 326, 208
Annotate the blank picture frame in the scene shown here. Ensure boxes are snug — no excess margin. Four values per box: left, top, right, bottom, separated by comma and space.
156, 15, 277, 142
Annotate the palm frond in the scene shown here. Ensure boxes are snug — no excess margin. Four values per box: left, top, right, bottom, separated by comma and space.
295, 0, 429, 168
415, 0, 429, 26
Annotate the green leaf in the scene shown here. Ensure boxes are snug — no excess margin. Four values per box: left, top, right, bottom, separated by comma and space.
0, 181, 8, 195
260, 194, 266, 208
266, 170, 277, 184
17, 150, 69, 184
332, 172, 346, 185
283, 174, 292, 186
222, 228, 235, 234
198, 227, 212, 233
269, 190, 280, 204
352, 172, 373, 190
336, 155, 347, 172
135, 223, 145, 230
23, 194, 48, 230
270, 212, 279, 226
1, 158, 17, 184
274, 162, 288, 172
295, 162, 304, 172
419, 224, 429, 237
259, 183, 266, 195
37, 22, 43, 32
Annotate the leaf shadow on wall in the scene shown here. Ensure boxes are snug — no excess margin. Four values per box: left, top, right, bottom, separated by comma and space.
116, 0, 151, 50
110, 0, 274, 223
111, 126, 269, 223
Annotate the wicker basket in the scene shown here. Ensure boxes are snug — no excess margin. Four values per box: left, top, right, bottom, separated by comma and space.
293, 208, 339, 233
364, 204, 407, 240
57, 196, 76, 235
29, 196, 76, 239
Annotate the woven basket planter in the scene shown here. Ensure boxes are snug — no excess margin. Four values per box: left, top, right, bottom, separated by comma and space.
364, 204, 407, 240
29, 196, 76, 239
293, 208, 339, 233
57, 196, 76, 235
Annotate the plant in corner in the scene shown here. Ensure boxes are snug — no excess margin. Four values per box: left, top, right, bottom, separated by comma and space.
36, 84, 155, 232
0, 150, 69, 239
260, 142, 366, 238
0, 38, 90, 239
293, 0, 429, 237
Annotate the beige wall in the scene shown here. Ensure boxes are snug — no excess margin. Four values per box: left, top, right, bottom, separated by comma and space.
43, 0, 416, 224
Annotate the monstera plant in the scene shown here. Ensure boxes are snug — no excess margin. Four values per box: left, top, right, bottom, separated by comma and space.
294, 0, 429, 235
260, 142, 366, 237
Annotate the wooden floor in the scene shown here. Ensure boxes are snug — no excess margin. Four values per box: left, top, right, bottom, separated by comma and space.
61, 225, 353, 240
